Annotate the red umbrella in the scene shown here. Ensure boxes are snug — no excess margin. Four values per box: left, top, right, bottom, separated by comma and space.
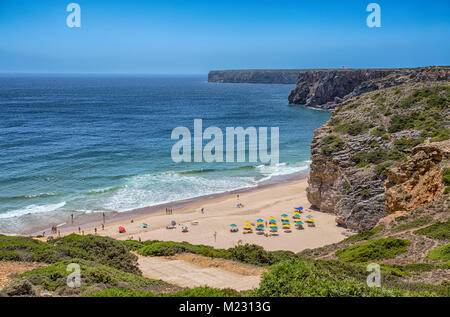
118, 226, 126, 233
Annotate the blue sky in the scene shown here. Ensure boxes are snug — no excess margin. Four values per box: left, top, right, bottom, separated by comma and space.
0, 0, 449, 74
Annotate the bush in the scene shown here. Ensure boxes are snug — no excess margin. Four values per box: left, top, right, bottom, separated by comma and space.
350, 149, 404, 165
443, 168, 450, 186
16, 259, 165, 294
414, 220, 450, 241
86, 286, 239, 297
253, 259, 419, 297
427, 244, 450, 262
334, 120, 373, 136
335, 238, 411, 263
343, 225, 384, 243
321, 135, 345, 155
137, 241, 230, 259
391, 217, 433, 233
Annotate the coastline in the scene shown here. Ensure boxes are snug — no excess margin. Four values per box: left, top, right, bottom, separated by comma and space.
30, 171, 350, 253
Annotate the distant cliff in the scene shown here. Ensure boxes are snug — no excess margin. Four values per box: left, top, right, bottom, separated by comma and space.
208, 70, 301, 84
288, 67, 450, 109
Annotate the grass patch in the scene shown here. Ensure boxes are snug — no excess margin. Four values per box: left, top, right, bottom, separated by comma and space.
350, 148, 404, 166
321, 135, 345, 156
443, 168, 450, 186
335, 238, 411, 263
414, 220, 450, 241
334, 120, 373, 136
427, 244, 450, 262
343, 226, 384, 243
85, 286, 239, 298
391, 217, 433, 233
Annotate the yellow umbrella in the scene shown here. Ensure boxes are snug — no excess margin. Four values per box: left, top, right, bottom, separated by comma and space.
244, 221, 251, 225
268, 216, 276, 220
244, 224, 252, 229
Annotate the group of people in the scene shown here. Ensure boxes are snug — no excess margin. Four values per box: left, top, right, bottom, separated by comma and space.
165, 208, 174, 215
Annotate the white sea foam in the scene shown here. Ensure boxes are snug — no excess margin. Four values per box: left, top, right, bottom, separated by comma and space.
0, 201, 66, 219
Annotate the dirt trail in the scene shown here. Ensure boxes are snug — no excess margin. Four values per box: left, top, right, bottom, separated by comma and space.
0, 261, 45, 290
137, 255, 262, 291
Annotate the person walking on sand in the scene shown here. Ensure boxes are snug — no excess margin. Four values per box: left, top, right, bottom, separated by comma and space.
94, 227, 97, 235
78, 227, 81, 234
102, 223, 104, 230
102, 212, 105, 224
201, 207, 204, 215
213, 231, 217, 242
71, 214, 74, 225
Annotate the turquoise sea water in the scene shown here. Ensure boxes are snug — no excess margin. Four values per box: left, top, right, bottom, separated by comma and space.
0, 75, 330, 234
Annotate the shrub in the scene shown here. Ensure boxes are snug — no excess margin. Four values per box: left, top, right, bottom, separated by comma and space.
394, 137, 423, 152
321, 135, 345, 155
371, 127, 386, 138
253, 259, 419, 297
427, 244, 450, 262
391, 217, 433, 233
350, 149, 403, 165
335, 238, 411, 263
334, 120, 373, 136
16, 259, 165, 294
86, 286, 239, 297
443, 168, 450, 186
414, 220, 450, 241
343, 225, 384, 243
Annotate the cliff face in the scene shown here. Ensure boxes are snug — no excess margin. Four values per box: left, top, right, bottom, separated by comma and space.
307, 80, 450, 231
208, 70, 301, 84
289, 67, 450, 109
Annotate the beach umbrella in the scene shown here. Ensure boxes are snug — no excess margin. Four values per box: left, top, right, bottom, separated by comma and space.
230, 224, 237, 227
268, 216, 276, 220
269, 219, 277, 224
256, 218, 264, 222
295, 207, 303, 211
281, 214, 288, 217
244, 221, 251, 224
118, 226, 126, 233
306, 215, 313, 218
244, 225, 252, 230
295, 221, 304, 225
282, 219, 290, 223
281, 217, 289, 221
256, 225, 264, 230
293, 214, 300, 219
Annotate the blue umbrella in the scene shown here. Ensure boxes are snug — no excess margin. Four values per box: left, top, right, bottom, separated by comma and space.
256, 218, 264, 222
293, 214, 300, 218
282, 220, 290, 223
281, 214, 288, 217
306, 215, 313, 218
230, 224, 237, 227
269, 219, 277, 223
295, 207, 303, 210
256, 225, 264, 230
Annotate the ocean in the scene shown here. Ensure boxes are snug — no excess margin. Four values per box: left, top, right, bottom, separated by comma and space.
0, 75, 330, 234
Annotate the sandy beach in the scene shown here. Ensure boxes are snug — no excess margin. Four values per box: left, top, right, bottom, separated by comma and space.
54, 177, 349, 253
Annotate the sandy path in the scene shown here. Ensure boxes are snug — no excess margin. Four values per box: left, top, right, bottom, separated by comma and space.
137, 256, 261, 291
0, 261, 45, 290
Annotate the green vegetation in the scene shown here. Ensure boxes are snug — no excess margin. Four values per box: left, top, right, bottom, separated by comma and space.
391, 217, 433, 233
371, 127, 387, 138
321, 135, 345, 155
394, 137, 424, 152
136, 241, 298, 267
86, 286, 239, 298
443, 168, 450, 186
0, 234, 140, 274
343, 225, 384, 243
335, 238, 411, 263
350, 148, 404, 166
427, 244, 450, 262
252, 258, 427, 297
16, 259, 165, 295
374, 162, 394, 177
414, 220, 450, 241
334, 120, 373, 136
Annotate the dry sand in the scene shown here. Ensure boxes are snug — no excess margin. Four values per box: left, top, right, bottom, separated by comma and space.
74, 178, 348, 253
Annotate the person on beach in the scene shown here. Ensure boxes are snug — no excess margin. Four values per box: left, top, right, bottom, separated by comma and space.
94, 227, 97, 235
102, 224, 104, 230
201, 207, 204, 214
213, 231, 217, 242
78, 227, 81, 234
102, 212, 105, 224
71, 214, 74, 225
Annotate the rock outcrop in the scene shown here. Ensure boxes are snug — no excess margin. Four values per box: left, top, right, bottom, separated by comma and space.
289, 67, 450, 109
208, 70, 301, 84
385, 140, 450, 213
307, 80, 449, 231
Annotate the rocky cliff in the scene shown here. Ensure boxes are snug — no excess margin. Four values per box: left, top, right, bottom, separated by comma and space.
208, 70, 301, 84
307, 80, 450, 231
289, 67, 450, 109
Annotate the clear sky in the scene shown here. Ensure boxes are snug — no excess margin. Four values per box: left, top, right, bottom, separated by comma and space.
1, 0, 449, 74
